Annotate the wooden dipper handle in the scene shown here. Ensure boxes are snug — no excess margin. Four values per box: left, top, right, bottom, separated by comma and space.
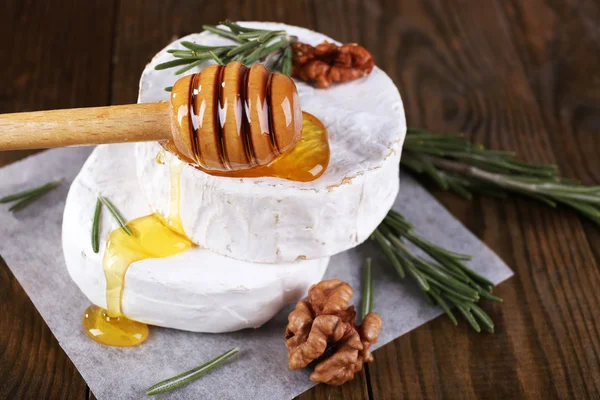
0, 61, 302, 172
0, 103, 171, 150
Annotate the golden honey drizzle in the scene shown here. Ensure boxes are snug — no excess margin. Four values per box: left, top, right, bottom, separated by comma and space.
166, 112, 329, 182
83, 161, 193, 347
83, 112, 329, 346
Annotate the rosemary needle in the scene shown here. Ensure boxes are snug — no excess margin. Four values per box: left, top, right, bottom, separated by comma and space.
91, 198, 102, 253
98, 196, 132, 236
156, 21, 292, 86
281, 45, 292, 77
360, 257, 374, 320
402, 128, 600, 227
0, 181, 59, 203
1, 181, 60, 212
145, 347, 239, 396
373, 211, 500, 332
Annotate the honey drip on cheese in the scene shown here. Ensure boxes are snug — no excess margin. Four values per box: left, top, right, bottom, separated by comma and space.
83, 112, 328, 346
166, 112, 329, 182
83, 161, 193, 347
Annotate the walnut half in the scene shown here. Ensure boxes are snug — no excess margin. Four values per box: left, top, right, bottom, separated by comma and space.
285, 279, 383, 386
291, 41, 375, 88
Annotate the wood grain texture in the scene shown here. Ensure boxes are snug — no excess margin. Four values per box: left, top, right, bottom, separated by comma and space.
0, 0, 116, 398
1, 0, 599, 399
342, 0, 600, 398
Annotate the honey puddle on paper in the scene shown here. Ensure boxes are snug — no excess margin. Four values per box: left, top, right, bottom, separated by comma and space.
82, 113, 329, 346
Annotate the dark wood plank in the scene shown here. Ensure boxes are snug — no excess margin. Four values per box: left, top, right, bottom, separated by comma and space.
352, 0, 600, 398
0, 0, 117, 398
0, 259, 89, 399
2, 1, 600, 399
499, 0, 600, 269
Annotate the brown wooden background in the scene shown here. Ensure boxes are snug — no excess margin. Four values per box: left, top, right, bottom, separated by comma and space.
1, 0, 599, 399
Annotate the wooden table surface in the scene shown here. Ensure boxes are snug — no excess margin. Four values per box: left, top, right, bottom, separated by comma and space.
1, 1, 599, 399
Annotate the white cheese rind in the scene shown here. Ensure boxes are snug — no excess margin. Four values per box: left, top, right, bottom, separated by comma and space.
137, 22, 406, 263
62, 144, 329, 333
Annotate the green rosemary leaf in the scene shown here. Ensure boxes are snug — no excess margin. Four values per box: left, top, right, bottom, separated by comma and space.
426, 275, 479, 302
412, 258, 477, 295
220, 20, 263, 33
404, 128, 600, 226
220, 20, 245, 34
405, 262, 431, 292
417, 153, 450, 190
159, 24, 293, 80
0, 181, 60, 204
555, 198, 600, 224
226, 39, 260, 57
400, 155, 426, 173
428, 287, 458, 325
360, 258, 374, 320
236, 31, 265, 40
422, 258, 471, 283
92, 198, 102, 253
201, 25, 244, 43
424, 292, 435, 306
98, 196, 132, 236
146, 348, 239, 396
174, 59, 207, 75
238, 30, 285, 41
244, 38, 288, 64
444, 257, 494, 288
374, 210, 499, 332
281, 46, 292, 76
171, 50, 202, 59
164, 86, 173, 92
456, 304, 481, 333
404, 231, 472, 261
180, 41, 235, 52
373, 230, 405, 278
8, 189, 52, 212
445, 176, 474, 200
469, 304, 495, 333
155, 58, 197, 70
3, 181, 60, 212
258, 30, 286, 42
208, 51, 224, 65
383, 216, 411, 235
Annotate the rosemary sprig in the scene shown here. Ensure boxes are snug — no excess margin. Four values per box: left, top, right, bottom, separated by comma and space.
0, 181, 60, 212
360, 258, 373, 320
91, 198, 102, 253
374, 210, 500, 332
402, 129, 600, 226
156, 20, 293, 90
145, 347, 239, 396
98, 196, 132, 236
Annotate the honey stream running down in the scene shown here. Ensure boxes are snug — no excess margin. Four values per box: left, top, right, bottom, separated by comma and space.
82, 112, 329, 346
82, 161, 193, 347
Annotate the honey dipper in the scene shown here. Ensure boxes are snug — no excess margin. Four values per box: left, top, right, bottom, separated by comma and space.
0, 62, 302, 171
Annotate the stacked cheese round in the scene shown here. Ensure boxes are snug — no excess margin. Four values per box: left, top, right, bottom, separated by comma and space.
62, 22, 406, 333
63, 143, 329, 333
137, 22, 406, 263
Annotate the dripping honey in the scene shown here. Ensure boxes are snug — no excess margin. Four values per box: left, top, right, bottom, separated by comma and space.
166, 112, 330, 182
83, 162, 193, 347
83, 110, 329, 346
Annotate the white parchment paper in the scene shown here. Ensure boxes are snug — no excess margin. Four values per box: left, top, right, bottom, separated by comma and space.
0, 147, 512, 399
